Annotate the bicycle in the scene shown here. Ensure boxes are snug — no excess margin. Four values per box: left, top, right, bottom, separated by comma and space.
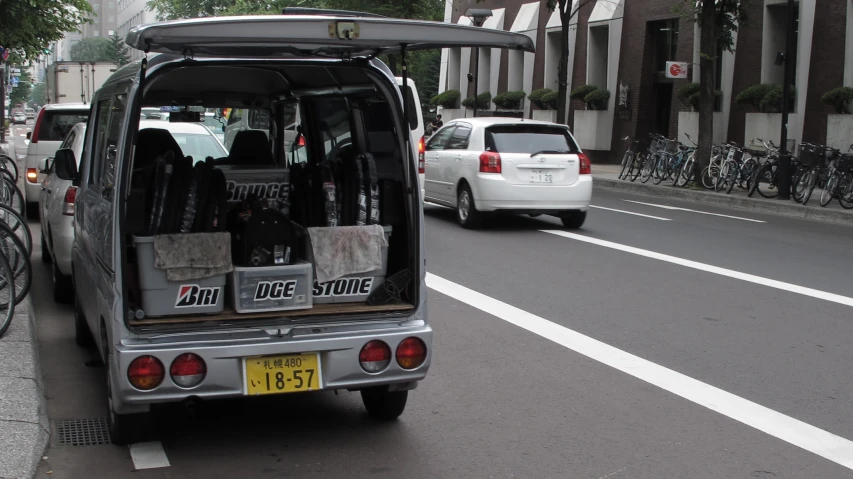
640, 134, 667, 184
820, 145, 853, 207
619, 136, 646, 181
0, 171, 33, 338
792, 143, 823, 205
673, 133, 698, 187
747, 139, 783, 198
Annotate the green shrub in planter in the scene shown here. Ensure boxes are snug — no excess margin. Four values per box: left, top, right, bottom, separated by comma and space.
430, 89, 461, 109
584, 89, 610, 110
542, 91, 559, 110
570, 84, 598, 101
758, 85, 795, 113
461, 92, 492, 110
677, 83, 722, 110
493, 90, 526, 110
528, 88, 554, 109
821, 87, 853, 114
735, 84, 774, 111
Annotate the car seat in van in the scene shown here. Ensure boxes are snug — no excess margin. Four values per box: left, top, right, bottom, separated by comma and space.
222, 130, 275, 166
132, 128, 184, 184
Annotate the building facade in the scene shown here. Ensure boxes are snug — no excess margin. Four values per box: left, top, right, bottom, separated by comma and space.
117, 0, 161, 62
438, 0, 853, 163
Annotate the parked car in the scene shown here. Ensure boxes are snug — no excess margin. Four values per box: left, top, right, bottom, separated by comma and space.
49, 11, 531, 446
12, 112, 26, 124
25, 108, 35, 119
138, 119, 228, 161
24, 103, 90, 218
422, 118, 592, 229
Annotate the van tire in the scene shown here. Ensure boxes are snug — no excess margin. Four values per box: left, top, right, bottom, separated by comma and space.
360, 387, 408, 420
53, 262, 73, 303
74, 293, 94, 348
456, 184, 482, 229
560, 210, 587, 229
40, 232, 52, 264
26, 203, 39, 220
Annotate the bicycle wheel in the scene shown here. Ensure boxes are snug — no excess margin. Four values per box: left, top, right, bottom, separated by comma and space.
630, 153, 644, 182
819, 174, 838, 207
0, 154, 17, 182
0, 179, 25, 217
798, 169, 818, 205
640, 155, 656, 183
701, 166, 718, 189
619, 151, 632, 180
674, 156, 694, 187
652, 156, 667, 185
838, 175, 853, 209
751, 163, 778, 199
0, 205, 32, 257
0, 250, 16, 338
715, 161, 730, 192
725, 163, 738, 194
0, 222, 31, 305
741, 158, 759, 190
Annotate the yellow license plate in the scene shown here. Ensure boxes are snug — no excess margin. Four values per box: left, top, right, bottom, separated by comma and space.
244, 353, 321, 395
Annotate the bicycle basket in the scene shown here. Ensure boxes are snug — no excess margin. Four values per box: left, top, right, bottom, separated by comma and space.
664, 139, 679, 155
798, 143, 820, 167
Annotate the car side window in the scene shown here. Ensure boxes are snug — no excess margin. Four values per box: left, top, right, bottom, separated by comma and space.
426, 126, 455, 151
89, 99, 112, 185
446, 124, 472, 150
60, 130, 76, 150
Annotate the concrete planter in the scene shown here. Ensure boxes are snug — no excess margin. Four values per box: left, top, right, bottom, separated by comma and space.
573, 110, 611, 151
532, 110, 557, 123
677, 111, 725, 145
826, 114, 853, 151
744, 113, 801, 149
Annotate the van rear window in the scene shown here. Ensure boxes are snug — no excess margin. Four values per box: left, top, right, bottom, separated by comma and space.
485, 125, 579, 154
36, 111, 89, 142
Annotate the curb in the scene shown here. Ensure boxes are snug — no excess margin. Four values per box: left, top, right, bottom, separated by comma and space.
0, 300, 49, 479
593, 177, 853, 224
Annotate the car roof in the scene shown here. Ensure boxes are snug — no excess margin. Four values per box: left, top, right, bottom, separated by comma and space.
139, 120, 214, 135
446, 117, 568, 128
40, 103, 90, 111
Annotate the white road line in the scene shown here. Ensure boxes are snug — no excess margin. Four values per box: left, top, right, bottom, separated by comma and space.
426, 272, 853, 471
623, 199, 766, 223
589, 205, 671, 221
129, 441, 171, 470
541, 230, 853, 308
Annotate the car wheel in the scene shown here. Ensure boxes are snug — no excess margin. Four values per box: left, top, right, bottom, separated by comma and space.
560, 210, 587, 229
360, 387, 408, 421
456, 184, 482, 229
25, 203, 39, 220
53, 262, 73, 304
40, 231, 52, 264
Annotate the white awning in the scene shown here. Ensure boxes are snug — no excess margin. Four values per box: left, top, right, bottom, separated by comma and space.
588, 0, 624, 24
482, 8, 506, 30
546, 0, 581, 29
510, 2, 540, 33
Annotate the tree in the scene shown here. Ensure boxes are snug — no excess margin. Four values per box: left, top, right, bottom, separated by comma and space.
0, 0, 93, 61
10, 69, 33, 106
679, 0, 748, 180
30, 82, 48, 107
70, 37, 113, 62
108, 33, 131, 66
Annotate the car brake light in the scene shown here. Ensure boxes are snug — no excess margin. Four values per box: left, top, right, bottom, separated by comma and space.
170, 353, 206, 388
128, 356, 165, 390
62, 187, 78, 216
479, 152, 502, 174
359, 340, 391, 373
30, 108, 45, 144
26, 168, 38, 183
578, 152, 591, 175
396, 337, 427, 370
297, 135, 305, 146
418, 136, 425, 174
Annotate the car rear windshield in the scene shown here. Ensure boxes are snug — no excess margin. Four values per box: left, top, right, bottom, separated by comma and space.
36, 111, 89, 142
485, 125, 579, 154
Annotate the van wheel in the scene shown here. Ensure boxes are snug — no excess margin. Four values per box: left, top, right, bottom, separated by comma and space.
74, 293, 94, 348
53, 262, 73, 303
40, 232, 52, 264
560, 210, 587, 229
106, 352, 150, 445
360, 387, 408, 420
26, 203, 39, 220
456, 185, 482, 229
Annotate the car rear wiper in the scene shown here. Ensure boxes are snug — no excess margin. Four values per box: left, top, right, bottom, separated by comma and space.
529, 149, 570, 157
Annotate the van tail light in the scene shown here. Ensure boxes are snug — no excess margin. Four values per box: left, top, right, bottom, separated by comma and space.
479, 152, 502, 174
578, 152, 591, 175
170, 353, 207, 388
30, 108, 45, 144
128, 355, 165, 390
417, 136, 425, 174
359, 340, 391, 373
26, 168, 39, 183
62, 187, 78, 216
396, 337, 427, 370
297, 135, 305, 147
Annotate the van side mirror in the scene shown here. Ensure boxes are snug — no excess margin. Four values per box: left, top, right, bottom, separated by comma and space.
26, 132, 32, 140
39, 158, 52, 173
53, 148, 78, 181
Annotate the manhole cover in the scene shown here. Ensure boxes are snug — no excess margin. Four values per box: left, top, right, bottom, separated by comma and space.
56, 418, 110, 446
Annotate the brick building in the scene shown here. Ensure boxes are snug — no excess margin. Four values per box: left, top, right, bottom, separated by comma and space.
437, 0, 853, 163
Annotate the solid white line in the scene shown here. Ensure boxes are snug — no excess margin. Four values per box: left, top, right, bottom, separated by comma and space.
541, 230, 853, 308
623, 199, 766, 223
129, 441, 171, 470
589, 205, 671, 221
426, 272, 853, 471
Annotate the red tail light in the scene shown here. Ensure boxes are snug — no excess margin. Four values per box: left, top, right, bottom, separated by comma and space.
417, 136, 425, 174
396, 337, 427, 370
170, 353, 207, 388
128, 356, 165, 390
62, 186, 78, 216
359, 340, 391, 373
578, 152, 591, 175
30, 108, 45, 144
297, 135, 305, 147
479, 152, 502, 174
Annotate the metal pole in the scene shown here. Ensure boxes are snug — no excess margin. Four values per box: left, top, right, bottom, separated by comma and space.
777, 0, 796, 200
473, 49, 479, 118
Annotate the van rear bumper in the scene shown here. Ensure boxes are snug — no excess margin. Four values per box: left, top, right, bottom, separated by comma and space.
111, 321, 433, 412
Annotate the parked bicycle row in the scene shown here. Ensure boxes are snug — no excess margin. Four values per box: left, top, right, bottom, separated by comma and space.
617, 133, 853, 209
0, 154, 33, 338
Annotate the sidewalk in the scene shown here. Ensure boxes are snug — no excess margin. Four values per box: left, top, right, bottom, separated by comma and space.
592, 164, 853, 224
0, 300, 49, 479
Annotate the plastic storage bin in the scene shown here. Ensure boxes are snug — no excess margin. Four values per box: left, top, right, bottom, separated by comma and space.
229, 261, 313, 313
294, 224, 391, 304
133, 236, 226, 317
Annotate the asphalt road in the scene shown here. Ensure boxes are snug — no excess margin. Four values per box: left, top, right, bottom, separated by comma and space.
23, 167, 853, 478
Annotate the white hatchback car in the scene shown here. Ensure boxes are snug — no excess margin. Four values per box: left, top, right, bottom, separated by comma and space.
423, 118, 592, 228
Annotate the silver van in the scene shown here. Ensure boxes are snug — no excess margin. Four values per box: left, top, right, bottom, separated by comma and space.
49, 10, 532, 445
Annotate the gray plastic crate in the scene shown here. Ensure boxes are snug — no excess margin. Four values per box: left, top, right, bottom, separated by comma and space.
133, 236, 226, 317
229, 261, 313, 313
294, 224, 391, 304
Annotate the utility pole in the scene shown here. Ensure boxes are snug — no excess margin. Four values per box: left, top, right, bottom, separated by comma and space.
777, 0, 796, 200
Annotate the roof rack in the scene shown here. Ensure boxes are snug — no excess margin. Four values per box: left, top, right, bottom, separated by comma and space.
281, 7, 386, 18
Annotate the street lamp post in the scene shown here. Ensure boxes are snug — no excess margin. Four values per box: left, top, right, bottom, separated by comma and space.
465, 9, 492, 118
777, 0, 796, 200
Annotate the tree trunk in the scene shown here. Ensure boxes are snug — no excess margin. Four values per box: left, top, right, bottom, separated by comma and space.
696, 0, 717, 178
556, 4, 571, 125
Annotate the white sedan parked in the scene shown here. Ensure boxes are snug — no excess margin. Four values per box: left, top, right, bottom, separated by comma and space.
422, 118, 592, 228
